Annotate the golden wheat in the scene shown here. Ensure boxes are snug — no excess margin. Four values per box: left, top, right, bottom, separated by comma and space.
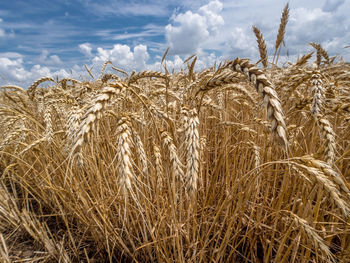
0, 6, 350, 262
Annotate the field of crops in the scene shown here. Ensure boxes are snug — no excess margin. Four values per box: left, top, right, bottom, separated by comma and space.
0, 5, 350, 263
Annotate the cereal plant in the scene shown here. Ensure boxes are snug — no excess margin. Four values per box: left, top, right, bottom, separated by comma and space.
0, 4, 349, 263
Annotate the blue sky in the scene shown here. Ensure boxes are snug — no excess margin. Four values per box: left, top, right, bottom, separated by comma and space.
0, 0, 349, 86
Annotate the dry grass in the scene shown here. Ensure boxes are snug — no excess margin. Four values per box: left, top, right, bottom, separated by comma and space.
0, 7, 350, 263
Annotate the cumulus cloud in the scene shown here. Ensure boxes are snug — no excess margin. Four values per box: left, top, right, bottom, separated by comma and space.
92, 44, 149, 70
199, 0, 224, 33
149, 55, 185, 72
0, 54, 71, 86
149, 52, 220, 74
224, 27, 258, 58
0, 57, 27, 83
79, 43, 93, 57
165, 12, 209, 55
165, 0, 224, 55
49, 55, 62, 65
38, 50, 63, 65
285, 6, 350, 58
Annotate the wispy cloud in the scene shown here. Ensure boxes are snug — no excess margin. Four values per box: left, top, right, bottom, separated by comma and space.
0, 18, 14, 38
81, 0, 171, 17
113, 27, 164, 41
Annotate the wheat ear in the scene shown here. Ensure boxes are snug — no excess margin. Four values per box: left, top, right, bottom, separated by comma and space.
27, 77, 55, 100
310, 71, 324, 116
128, 71, 168, 84
161, 131, 184, 181
293, 160, 350, 219
273, 3, 289, 64
252, 26, 268, 68
71, 84, 124, 163
116, 117, 134, 194
153, 144, 164, 190
300, 157, 350, 198
183, 108, 200, 194
296, 52, 314, 66
200, 70, 241, 93
286, 212, 336, 262
100, 60, 112, 79
44, 104, 53, 143
316, 116, 336, 165
310, 42, 330, 65
229, 58, 288, 147
132, 130, 148, 175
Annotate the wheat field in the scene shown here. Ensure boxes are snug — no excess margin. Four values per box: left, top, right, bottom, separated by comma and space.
0, 5, 350, 263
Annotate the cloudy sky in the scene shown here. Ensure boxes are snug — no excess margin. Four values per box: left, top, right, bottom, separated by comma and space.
0, 0, 349, 86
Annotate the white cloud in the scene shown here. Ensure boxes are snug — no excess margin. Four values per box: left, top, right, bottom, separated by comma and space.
199, 0, 224, 33
49, 55, 62, 65
92, 44, 149, 71
165, 11, 209, 55
38, 50, 49, 63
165, 0, 224, 55
0, 57, 27, 82
224, 27, 258, 58
38, 50, 63, 65
79, 43, 93, 57
0, 54, 72, 87
149, 55, 185, 72
89, 42, 219, 76
285, 6, 350, 59
0, 52, 22, 59
149, 52, 220, 74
